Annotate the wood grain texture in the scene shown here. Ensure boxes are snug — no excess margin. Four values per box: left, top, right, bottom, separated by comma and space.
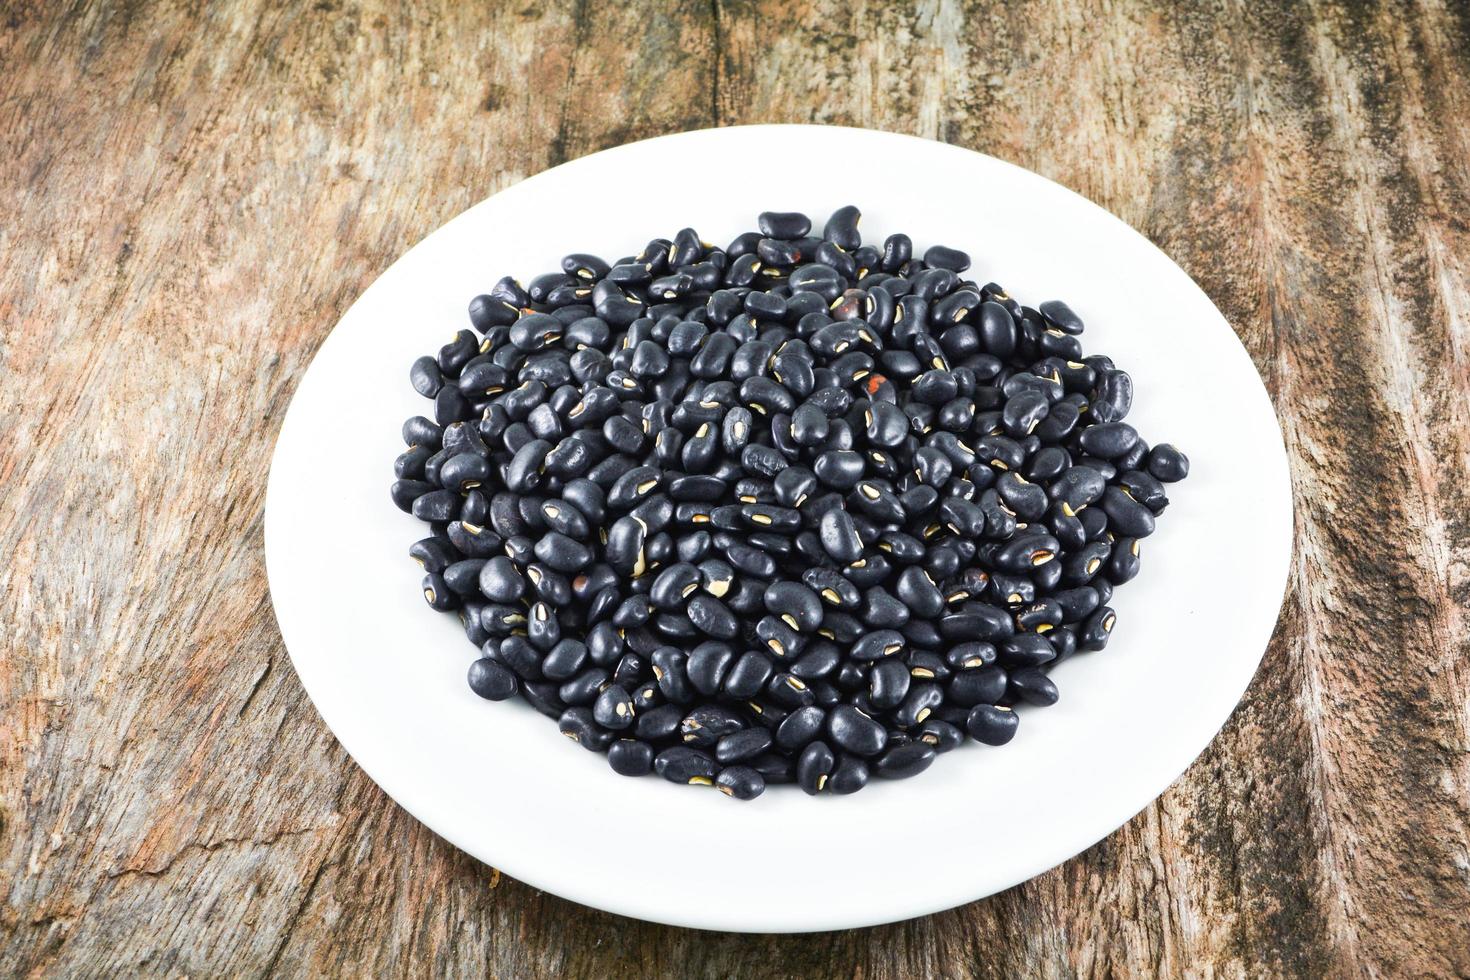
2, 0, 1468, 976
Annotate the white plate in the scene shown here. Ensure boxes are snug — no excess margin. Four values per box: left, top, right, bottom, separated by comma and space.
266, 125, 1292, 932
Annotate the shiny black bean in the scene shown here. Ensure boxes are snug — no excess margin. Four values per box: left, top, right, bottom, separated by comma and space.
859, 658, 907, 711
649, 562, 700, 609
1091, 369, 1134, 423
821, 204, 862, 250
410, 355, 444, 398
757, 580, 820, 633
1002, 389, 1050, 438
1053, 586, 1102, 623
533, 531, 593, 573
654, 746, 718, 785
861, 587, 909, 628
874, 741, 936, 779
996, 472, 1048, 521
411, 489, 460, 523
560, 707, 614, 751
468, 658, 518, 701
679, 704, 744, 748
946, 640, 998, 671
775, 704, 826, 752
999, 633, 1057, 668
966, 704, 1019, 745
541, 637, 589, 681
593, 684, 636, 730
757, 614, 804, 660
686, 594, 739, 639
1147, 443, 1190, 482
1034, 298, 1082, 334
975, 301, 1017, 360
439, 559, 485, 597
1008, 667, 1059, 706
796, 740, 836, 794
995, 532, 1061, 573
917, 719, 963, 753
715, 727, 773, 765
685, 641, 735, 696
406, 536, 456, 575
826, 704, 888, 756
946, 664, 1007, 707
1109, 537, 1142, 583
923, 244, 971, 273
512, 681, 561, 719
940, 602, 1014, 641
1078, 421, 1139, 459
893, 682, 943, 728
712, 766, 764, 800
1100, 485, 1156, 537
607, 738, 654, 776
1048, 465, 1107, 509
394, 444, 434, 481
1079, 606, 1117, 652
766, 671, 815, 709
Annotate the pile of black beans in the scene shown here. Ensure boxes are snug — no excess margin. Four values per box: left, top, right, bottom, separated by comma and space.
392, 206, 1188, 800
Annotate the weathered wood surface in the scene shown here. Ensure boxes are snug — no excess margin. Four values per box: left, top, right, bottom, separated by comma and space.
2, 0, 1468, 975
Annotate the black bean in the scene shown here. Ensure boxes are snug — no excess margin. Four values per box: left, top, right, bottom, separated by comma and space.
1035, 299, 1083, 334
686, 640, 736, 696
1109, 537, 1142, 583
772, 704, 824, 752
473, 555, 523, 603
757, 210, 811, 239
999, 633, 1057, 667
893, 682, 943, 729
559, 707, 613, 751
1008, 667, 1059, 706
917, 719, 963, 753
411, 489, 460, 523
686, 594, 740, 639
1091, 369, 1133, 423
874, 741, 936, 779
1048, 465, 1107, 509
467, 658, 518, 701
716, 766, 766, 800
679, 704, 744, 748
410, 355, 444, 398
966, 704, 1020, 745
608, 738, 654, 776
1147, 443, 1190, 482
826, 704, 888, 756
714, 727, 772, 765
654, 746, 718, 785
822, 205, 862, 249
1100, 485, 1157, 538
797, 740, 837, 794
1079, 606, 1117, 651
809, 513, 860, 568
923, 244, 971, 273
995, 532, 1061, 573
533, 531, 593, 573
593, 684, 636, 730
946, 664, 1007, 707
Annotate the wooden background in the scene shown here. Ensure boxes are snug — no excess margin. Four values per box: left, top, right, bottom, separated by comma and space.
3, 0, 1468, 976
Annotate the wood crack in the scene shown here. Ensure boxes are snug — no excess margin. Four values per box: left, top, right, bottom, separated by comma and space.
236, 656, 274, 720
104, 826, 319, 881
